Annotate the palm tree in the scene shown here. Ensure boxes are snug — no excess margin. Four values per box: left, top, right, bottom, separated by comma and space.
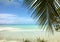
24, 39, 30, 42
36, 38, 47, 42
23, 0, 60, 33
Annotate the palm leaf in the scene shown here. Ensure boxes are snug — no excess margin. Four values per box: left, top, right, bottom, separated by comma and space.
23, 0, 60, 32
55, 8, 60, 31
57, 7, 60, 16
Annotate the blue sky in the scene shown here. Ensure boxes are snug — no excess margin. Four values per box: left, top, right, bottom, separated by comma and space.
0, 0, 36, 24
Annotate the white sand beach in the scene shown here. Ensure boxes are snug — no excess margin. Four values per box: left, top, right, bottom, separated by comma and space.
0, 27, 60, 42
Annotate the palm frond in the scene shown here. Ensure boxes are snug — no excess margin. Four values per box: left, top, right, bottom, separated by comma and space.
57, 7, 60, 16
54, 0, 60, 8
55, 8, 60, 31
23, 0, 60, 32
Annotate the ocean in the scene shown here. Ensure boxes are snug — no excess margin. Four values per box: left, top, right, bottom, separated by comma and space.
0, 24, 39, 29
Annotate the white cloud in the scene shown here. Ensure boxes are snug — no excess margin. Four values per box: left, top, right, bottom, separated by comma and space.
0, 14, 16, 18
0, 14, 35, 24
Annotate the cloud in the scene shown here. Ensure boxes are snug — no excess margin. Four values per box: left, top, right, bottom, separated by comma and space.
0, 14, 35, 24
0, 14, 16, 18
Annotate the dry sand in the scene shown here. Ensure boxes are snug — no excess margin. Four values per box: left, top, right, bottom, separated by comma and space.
0, 27, 60, 42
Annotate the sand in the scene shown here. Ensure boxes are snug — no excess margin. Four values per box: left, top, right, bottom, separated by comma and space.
0, 27, 60, 42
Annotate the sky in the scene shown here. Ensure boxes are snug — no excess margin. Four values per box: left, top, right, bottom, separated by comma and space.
0, 0, 36, 24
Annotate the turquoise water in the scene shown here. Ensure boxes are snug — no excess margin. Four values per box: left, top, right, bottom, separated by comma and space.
0, 24, 39, 29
